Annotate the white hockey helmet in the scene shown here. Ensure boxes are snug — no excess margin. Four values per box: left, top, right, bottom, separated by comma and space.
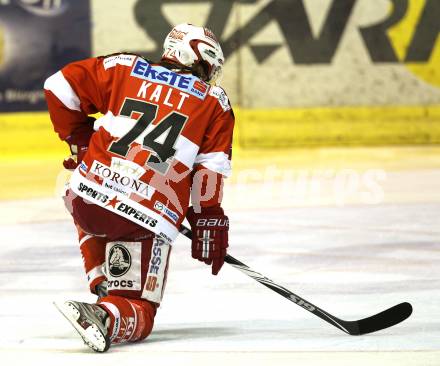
162, 23, 224, 85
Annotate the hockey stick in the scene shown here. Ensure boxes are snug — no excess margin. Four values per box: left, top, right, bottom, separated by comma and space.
179, 225, 412, 335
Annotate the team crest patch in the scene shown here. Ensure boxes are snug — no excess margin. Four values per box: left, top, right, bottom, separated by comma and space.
209, 86, 231, 111
109, 244, 131, 277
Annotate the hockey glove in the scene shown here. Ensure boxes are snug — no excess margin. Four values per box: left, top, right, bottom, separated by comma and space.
63, 117, 96, 170
186, 205, 229, 275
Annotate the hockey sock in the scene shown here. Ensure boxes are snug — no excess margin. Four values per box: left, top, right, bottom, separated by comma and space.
77, 227, 106, 293
98, 295, 156, 343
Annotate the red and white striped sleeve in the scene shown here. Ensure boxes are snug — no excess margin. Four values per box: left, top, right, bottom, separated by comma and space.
195, 86, 234, 177
44, 57, 112, 141
192, 86, 234, 208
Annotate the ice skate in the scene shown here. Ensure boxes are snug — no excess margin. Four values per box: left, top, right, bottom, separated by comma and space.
54, 300, 111, 352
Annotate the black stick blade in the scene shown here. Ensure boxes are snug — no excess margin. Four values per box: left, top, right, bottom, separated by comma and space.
353, 302, 413, 335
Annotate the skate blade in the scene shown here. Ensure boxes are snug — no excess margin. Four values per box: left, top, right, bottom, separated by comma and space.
54, 301, 110, 353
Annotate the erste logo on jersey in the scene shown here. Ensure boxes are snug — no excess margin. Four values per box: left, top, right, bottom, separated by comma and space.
131, 59, 209, 100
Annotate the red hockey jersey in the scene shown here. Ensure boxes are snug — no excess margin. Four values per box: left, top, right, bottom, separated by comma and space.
44, 54, 234, 243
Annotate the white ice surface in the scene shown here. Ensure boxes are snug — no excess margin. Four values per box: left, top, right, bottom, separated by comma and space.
0, 197, 439, 365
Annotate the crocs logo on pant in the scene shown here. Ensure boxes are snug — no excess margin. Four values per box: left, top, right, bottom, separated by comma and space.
108, 244, 131, 277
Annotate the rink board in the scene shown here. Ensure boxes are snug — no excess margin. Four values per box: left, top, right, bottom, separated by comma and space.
235, 105, 440, 148
1, 105, 440, 158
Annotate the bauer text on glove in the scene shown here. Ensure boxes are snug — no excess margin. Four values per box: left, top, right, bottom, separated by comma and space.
186, 206, 229, 275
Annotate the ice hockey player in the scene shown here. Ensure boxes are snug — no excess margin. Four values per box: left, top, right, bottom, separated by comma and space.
44, 23, 233, 352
